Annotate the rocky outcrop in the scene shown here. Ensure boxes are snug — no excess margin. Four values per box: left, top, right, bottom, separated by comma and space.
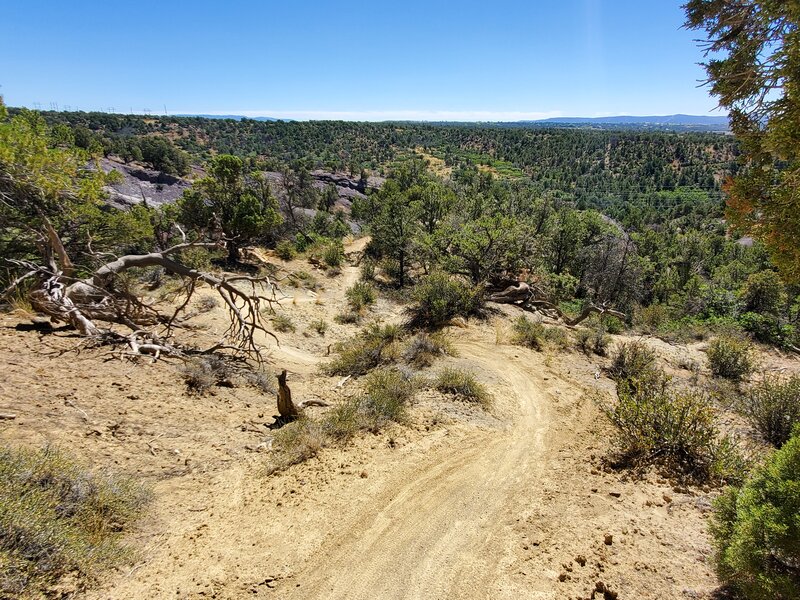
100, 158, 193, 209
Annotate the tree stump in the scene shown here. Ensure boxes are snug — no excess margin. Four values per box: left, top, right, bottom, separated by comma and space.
276, 370, 299, 419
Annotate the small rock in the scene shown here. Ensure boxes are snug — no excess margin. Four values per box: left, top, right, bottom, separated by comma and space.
575, 555, 587, 567
663, 494, 673, 503
360, 471, 368, 478
604, 534, 613, 545
558, 572, 568, 582
609, 491, 621, 498
595, 581, 618, 599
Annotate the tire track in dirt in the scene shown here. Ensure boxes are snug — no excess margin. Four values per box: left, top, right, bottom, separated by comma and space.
277, 339, 553, 600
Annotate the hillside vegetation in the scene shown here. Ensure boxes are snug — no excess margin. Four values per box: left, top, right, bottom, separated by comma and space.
2, 95, 800, 599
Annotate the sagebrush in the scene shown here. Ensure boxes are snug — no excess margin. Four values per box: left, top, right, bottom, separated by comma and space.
0, 446, 149, 598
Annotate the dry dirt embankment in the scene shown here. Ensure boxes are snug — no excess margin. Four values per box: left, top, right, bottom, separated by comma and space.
1, 245, 725, 599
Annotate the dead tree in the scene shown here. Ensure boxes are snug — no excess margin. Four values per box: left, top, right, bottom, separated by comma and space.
7, 235, 281, 360
276, 369, 299, 419
275, 369, 329, 421
488, 281, 626, 326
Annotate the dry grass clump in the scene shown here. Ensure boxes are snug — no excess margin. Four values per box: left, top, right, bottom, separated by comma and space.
272, 314, 295, 333
268, 369, 416, 472
309, 319, 328, 335
265, 419, 326, 475
180, 356, 273, 395
433, 368, 491, 407
575, 326, 611, 356
403, 332, 455, 368
323, 324, 404, 376
0, 446, 149, 598
195, 295, 219, 313
334, 311, 362, 325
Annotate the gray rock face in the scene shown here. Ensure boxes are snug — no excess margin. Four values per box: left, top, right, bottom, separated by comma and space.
100, 160, 384, 218
100, 158, 193, 209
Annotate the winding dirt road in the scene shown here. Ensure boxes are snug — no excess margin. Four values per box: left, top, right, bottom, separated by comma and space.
277, 340, 553, 599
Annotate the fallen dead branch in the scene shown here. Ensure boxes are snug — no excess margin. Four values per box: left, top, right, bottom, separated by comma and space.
488, 281, 626, 326
6, 236, 283, 361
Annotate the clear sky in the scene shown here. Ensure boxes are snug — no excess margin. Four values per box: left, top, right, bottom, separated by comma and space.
0, 0, 721, 121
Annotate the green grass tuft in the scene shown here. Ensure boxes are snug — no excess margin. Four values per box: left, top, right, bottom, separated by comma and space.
0, 446, 149, 598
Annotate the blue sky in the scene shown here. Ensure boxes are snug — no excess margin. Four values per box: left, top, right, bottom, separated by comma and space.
0, 1, 720, 121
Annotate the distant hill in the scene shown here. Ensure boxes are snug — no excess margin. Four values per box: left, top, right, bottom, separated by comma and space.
174, 114, 281, 122
534, 114, 729, 127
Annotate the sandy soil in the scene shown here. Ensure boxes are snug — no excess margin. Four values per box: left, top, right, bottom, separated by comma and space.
3, 243, 793, 600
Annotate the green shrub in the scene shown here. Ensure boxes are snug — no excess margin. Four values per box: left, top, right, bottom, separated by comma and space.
710, 426, 800, 599
406, 272, 484, 329
334, 311, 361, 325
266, 418, 325, 474
0, 446, 149, 597
708, 335, 756, 381
359, 368, 415, 430
740, 270, 786, 315
323, 368, 415, 438
360, 259, 376, 282
602, 315, 624, 335
310, 319, 328, 335
740, 375, 800, 447
575, 327, 610, 355
322, 241, 344, 269
608, 340, 657, 383
433, 368, 491, 407
636, 303, 670, 331
403, 332, 453, 368
511, 316, 545, 350
323, 324, 403, 376
346, 281, 377, 313
274, 240, 296, 261
604, 370, 740, 481
510, 316, 570, 351
738, 312, 797, 349
272, 314, 295, 333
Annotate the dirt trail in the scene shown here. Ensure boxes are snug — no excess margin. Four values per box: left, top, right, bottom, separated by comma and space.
277, 339, 553, 600
2, 236, 733, 599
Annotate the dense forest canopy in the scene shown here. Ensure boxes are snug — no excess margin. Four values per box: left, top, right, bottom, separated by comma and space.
26, 109, 739, 229
1, 101, 797, 352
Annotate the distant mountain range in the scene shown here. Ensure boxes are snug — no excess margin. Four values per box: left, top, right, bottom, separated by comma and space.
169, 112, 729, 131
535, 114, 728, 126
173, 114, 281, 121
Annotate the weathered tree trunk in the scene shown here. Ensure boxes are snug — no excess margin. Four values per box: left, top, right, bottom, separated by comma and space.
488, 280, 626, 326
276, 369, 299, 419
15, 239, 279, 359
